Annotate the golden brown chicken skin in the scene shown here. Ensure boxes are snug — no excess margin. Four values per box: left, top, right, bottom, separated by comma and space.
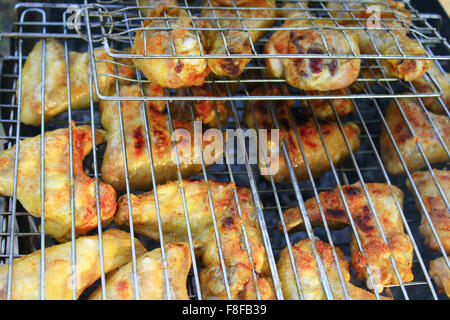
137, 0, 178, 17
100, 83, 224, 192
406, 170, 450, 254
380, 98, 450, 175
89, 243, 191, 300
244, 95, 360, 183
114, 179, 276, 300
282, 183, 413, 293
0, 126, 116, 242
429, 256, 450, 298
265, 5, 360, 91
198, 0, 276, 77
132, 8, 210, 88
0, 229, 146, 300
278, 239, 391, 300
18, 39, 131, 126
302, 89, 354, 120
350, 21, 429, 81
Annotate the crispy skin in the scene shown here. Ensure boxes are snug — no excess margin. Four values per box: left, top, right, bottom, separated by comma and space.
132, 8, 210, 88
100, 84, 224, 192
327, 0, 411, 24
412, 61, 450, 114
89, 243, 191, 300
137, 0, 178, 17
429, 256, 450, 298
199, 0, 276, 77
406, 170, 450, 254
18, 39, 132, 126
173, 84, 230, 128
265, 6, 360, 91
350, 21, 429, 81
282, 183, 413, 293
278, 239, 390, 300
0, 126, 116, 242
0, 229, 146, 300
115, 180, 275, 300
244, 97, 360, 183
302, 89, 354, 120
380, 98, 450, 175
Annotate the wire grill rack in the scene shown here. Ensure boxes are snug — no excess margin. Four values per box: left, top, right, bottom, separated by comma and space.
0, 0, 448, 300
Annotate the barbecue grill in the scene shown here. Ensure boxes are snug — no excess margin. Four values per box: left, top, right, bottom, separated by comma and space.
0, 0, 448, 300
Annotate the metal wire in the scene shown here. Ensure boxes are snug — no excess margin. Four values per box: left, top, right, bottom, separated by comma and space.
0, 0, 448, 300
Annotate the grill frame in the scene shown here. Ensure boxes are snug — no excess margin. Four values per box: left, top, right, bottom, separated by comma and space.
0, 0, 447, 300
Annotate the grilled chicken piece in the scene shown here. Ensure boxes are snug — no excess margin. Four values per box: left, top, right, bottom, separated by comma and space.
429, 256, 450, 298
243, 91, 360, 183
18, 39, 132, 126
380, 98, 450, 175
132, 8, 210, 88
406, 170, 450, 254
326, 0, 411, 25
101, 83, 224, 192
173, 84, 231, 128
198, 0, 276, 77
278, 239, 391, 300
282, 183, 413, 293
90, 243, 191, 300
265, 5, 360, 91
349, 21, 429, 81
137, 0, 178, 17
0, 229, 145, 300
412, 61, 450, 114
302, 89, 354, 120
0, 126, 116, 242
115, 179, 276, 300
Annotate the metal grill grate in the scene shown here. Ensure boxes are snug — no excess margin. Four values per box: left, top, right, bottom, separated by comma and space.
0, 0, 448, 300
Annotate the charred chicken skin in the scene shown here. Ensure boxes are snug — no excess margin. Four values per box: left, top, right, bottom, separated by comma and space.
278, 239, 391, 299
0, 126, 116, 242
132, 8, 210, 88
18, 39, 133, 126
114, 179, 276, 300
406, 170, 450, 254
380, 98, 450, 175
0, 229, 146, 300
101, 83, 224, 192
243, 88, 360, 183
90, 243, 191, 300
198, 0, 277, 77
265, 5, 360, 91
429, 256, 450, 298
282, 183, 414, 292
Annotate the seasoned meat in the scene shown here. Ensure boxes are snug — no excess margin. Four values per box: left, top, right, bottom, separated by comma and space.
278, 239, 391, 300
380, 98, 450, 175
302, 89, 354, 120
90, 243, 191, 300
406, 169, 450, 253
429, 256, 450, 298
0, 229, 146, 300
282, 182, 413, 292
115, 179, 276, 300
0, 126, 116, 242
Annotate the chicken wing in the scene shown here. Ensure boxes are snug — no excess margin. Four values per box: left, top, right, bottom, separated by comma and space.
198, 0, 277, 77
100, 83, 224, 192
380, 98, 450, 175
302, 89, 354, 120
114, 179, 276, 300
282, 183, 413, 292
0, 126, 116, 242
349, 21, 429, 81
132, 8, 210, 88
0, 229, 146, 300
406, 170, 450, 254
429, 256, 450, 298
265, 5, 360, 91
278, 239, 390, 299
89, 243, 191, 300
243, 92, 360, 183
18, 39, 130, 126
173, 84, 230, 128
